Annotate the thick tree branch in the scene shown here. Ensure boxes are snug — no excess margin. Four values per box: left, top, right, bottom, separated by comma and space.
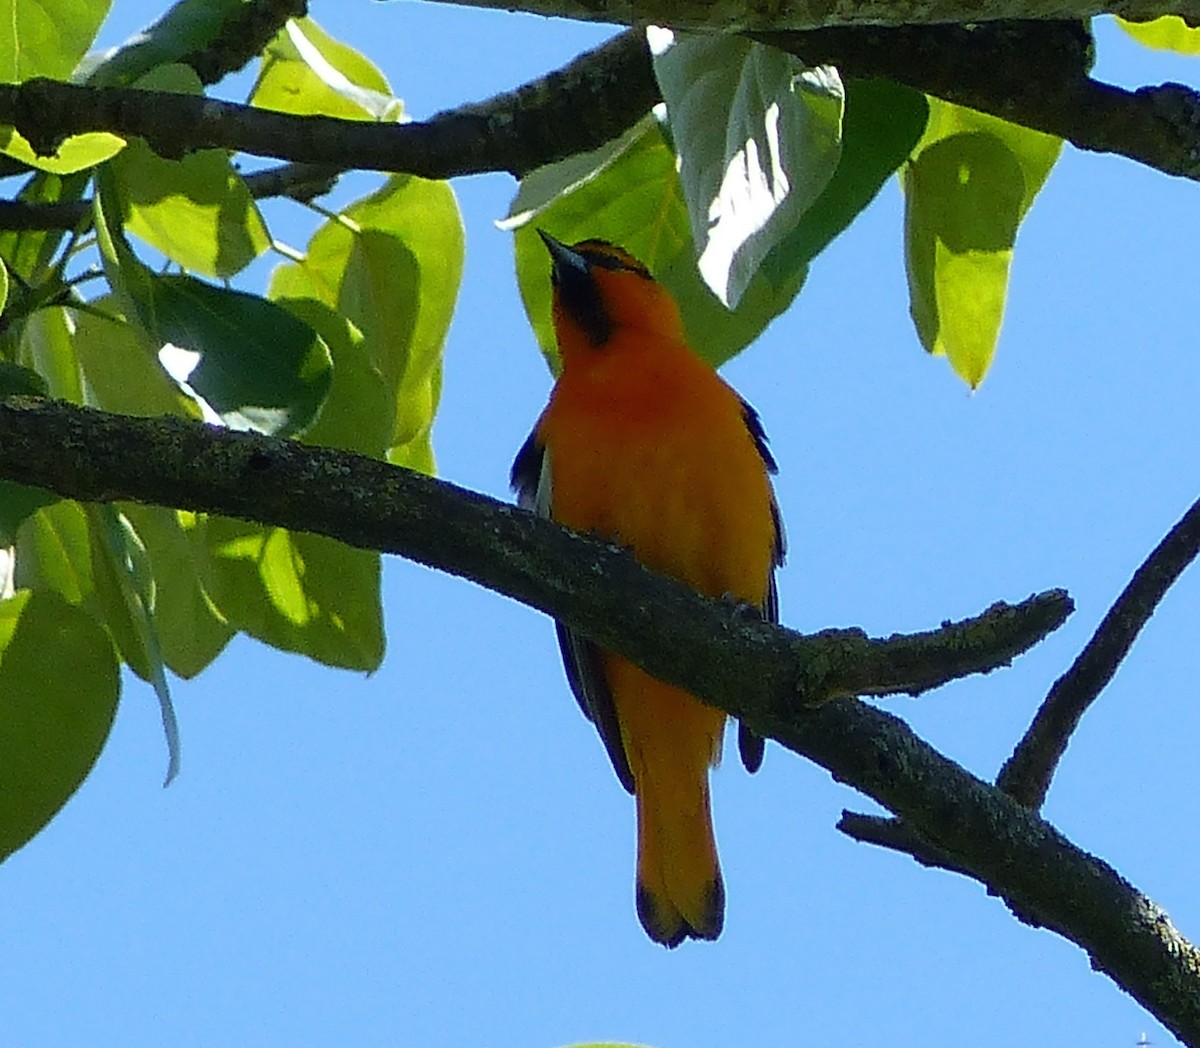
1, 19, 1196, 234
767, 21, 1200, 181
414, 0, 1199, 29
0, 31, 658, 183
997, 493, 1200, 808
2, 397, 1200, 1040
0, 396, 1061, 707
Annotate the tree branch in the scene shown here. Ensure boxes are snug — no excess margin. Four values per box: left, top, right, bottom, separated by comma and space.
412, 0, 1200, 30
997, 493, 1200, 808
0, 396, 1062, 707
766, 21, 1200, 181
3, 396, 1200, 1040
0, 31, 658, 183
1, 20, 1196, 234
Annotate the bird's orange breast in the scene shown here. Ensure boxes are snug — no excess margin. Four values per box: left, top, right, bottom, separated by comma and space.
538, 332, 775, 607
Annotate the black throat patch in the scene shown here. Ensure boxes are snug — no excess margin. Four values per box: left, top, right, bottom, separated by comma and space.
553, 259, 613, 347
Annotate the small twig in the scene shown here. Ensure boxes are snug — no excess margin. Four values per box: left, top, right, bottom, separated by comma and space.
997, 493, 1200, 808
837, 812, 977, 880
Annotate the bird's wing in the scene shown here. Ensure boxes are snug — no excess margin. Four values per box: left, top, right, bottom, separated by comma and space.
512, 428, 636, 794
737, 398, 786, 775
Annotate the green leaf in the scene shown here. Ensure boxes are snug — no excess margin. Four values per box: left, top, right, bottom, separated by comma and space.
250, 16, 398, 120
650, 30, 843, 307
118, 504, 232, 679
761, 78, 928, 283
0, 588, 119, 864
902, 99, 1061, 388
269, 297, 392, 459
0, 127, 125, 175
85, 0, 243, 87
109, 65, 269, 279
17, 304, 81, 401
91, 504, 180, 783
206, 518, 383, 671
510, 119, 806, 371
0, 0, 111, 82
70, 299, 197, 419
16, 498, 155, 683
1116, 14, 1200, 54
268, 174, 462, 471
150, 275, 332, 436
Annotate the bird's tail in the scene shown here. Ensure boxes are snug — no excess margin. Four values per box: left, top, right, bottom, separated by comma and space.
634, 765, 724, 947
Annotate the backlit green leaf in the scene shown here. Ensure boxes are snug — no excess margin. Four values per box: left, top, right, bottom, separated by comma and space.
118, 505, 232, 680
270, 297, 392, 459
269, 174, 462, 471
0, 127, 125, 175
110, 65, 269, 279
132, 273, 333, 437
651, 30, 843, 308
0, 0, 111, 82
250, 16, 397, 120
0, 589, 119, 864
206, 518, 384, 671
0, 171, 89, 285
70, 299, 198, 419
902, 98, 1060, 387
510, 119, 805, 371
1117, 14, 1200, 54
761, 78, 928, 283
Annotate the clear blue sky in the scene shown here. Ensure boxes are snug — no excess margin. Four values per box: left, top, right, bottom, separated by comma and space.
2, 4, 1198, 1046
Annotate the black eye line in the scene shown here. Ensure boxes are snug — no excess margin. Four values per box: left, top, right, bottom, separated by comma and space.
577, 247, 652, 280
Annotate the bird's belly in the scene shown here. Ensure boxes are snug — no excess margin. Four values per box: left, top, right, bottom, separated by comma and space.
550, 423, 773, 608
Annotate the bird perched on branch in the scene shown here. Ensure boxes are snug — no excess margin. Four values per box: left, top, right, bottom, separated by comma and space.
512, 232, 785, 946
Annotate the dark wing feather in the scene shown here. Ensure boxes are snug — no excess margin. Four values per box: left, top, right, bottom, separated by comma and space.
737, 399, 786, 775
511, 427, 636, 794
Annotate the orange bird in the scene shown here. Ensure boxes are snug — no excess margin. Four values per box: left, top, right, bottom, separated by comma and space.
512, 232, 785, 947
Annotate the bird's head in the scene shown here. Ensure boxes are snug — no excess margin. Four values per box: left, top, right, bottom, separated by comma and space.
538, 231, 686, 358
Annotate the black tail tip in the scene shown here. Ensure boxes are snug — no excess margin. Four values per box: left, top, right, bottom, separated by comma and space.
636, 876, 725, 948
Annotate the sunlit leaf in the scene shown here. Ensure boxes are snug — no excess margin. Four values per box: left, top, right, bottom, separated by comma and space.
510, 120, 806, 371
270, 297, 392, 459
206, 518, 384, 671
650, 29, 843, 308
0, 589, 119, 864
250, 15, 398, 120
761, 78, 928, 283
0, 0, 111, 82
903, 99, 1060, 387
118, 505, 232, 680
70, 299, 197, 419
1116, 14, 1200, 53
0, 127, 125, 175
91, 504, 180, 783
110, 65, 269, 279
17, 304, 81, 402
269, 174, 462, 471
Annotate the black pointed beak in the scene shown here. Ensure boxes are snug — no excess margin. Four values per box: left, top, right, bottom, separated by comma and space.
538, 230, 590, 282
536, 230, 610, 345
